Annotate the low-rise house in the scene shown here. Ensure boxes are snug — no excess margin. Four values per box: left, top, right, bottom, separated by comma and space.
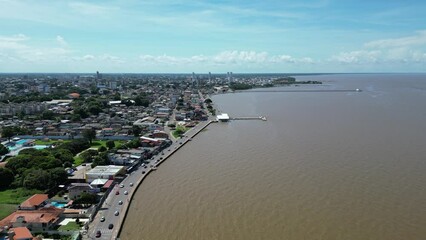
68, 183, 98, 200
0, 207, 64, 232
19, 194, 49, 211
85, 165, 125, 183
7, 227, 34, 240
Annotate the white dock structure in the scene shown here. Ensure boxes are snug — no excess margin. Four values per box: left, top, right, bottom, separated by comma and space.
216, 113, 230, 122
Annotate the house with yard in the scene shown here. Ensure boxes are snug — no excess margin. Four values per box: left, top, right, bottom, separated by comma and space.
0, 207, 64, 232
19, 194, 49, 210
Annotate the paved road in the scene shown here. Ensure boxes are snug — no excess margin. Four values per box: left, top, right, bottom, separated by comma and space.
84, 119, 214, 240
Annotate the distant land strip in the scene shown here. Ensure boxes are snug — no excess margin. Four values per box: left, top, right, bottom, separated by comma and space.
235, 89, 360, 93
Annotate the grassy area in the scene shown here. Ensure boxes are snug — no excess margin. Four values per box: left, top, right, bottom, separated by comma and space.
0, 188, 42, 219
0, 188, 42, 204
34, 139, 70, 145
0, 204, 17, 219
58, 221, 83, 231
172, 126, 188, 138
73, 155, 84, 166
90, 140, 124, 149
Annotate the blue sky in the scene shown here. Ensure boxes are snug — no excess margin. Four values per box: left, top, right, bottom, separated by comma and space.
1, 0, 426, 73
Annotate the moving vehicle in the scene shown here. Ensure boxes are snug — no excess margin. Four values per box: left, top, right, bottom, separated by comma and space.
115, 191, 119, 195
118, 200, 123, 205
100, 216, 105, 222
119, 184, 124, 188
95, 230, 101, 238
130, 182, 134, 187
124, 191, 128, 195
108, 224, 114, 229
114, 211, 119, 216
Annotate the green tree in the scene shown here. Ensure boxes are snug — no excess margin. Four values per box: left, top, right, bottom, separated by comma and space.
0, 143, 9, 156
23, 169, 50, 190
48, 168, 68, 186
0, 168, 14, 189
1, 127, 15, 141
74, 192, 97, 204
82, 129, 96, 144
41, 110, 55, 120
106, 140, 115, 150
98, 146, 107, 152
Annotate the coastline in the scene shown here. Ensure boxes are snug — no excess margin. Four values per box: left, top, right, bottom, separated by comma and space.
113, 119, 216, 239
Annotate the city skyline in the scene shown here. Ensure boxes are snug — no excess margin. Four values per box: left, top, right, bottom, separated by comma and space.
1, 0, 426, 73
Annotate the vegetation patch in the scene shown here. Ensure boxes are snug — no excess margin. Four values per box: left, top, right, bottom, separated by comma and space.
0, 203, 18, 220
58, 221, 83, 231
172, 126, 188, 138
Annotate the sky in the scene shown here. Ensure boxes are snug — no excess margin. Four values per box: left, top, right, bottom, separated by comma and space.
0, 0, 426, 73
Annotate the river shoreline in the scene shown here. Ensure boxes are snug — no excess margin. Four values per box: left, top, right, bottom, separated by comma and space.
113, 119, 216, 239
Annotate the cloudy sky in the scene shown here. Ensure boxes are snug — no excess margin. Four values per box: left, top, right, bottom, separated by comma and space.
1, 0, 426, 73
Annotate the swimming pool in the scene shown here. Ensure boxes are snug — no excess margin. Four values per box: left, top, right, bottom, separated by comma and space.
15, 139, 29, 145
51, 201, 67, 208
33, 145, 48, 150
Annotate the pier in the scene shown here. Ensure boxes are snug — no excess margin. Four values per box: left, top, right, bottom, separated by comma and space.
231, 116, 267, 121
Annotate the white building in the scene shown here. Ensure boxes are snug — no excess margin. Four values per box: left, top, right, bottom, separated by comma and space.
216, 113, 230, 122
85, 165, 125, 183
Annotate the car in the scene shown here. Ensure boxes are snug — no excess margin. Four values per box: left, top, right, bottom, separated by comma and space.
95, 230, 101, 238
124, 191, 128, 195
108, 224, 114, 229
100, 216, 105, 222
144, 165, 147, 169
168, 149, 171, 151
114, 211, 119, 216
119, 184, 124, 188
142, 171, 146, 174
130, 183, 134, 187
115, 191, 119, 195
159, 157, 163, 160
118, 200, 123, 205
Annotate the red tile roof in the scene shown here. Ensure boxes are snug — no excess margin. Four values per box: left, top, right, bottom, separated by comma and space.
20, 194, 48, 209
10, 227, 33, 240
0, 207, 64, 228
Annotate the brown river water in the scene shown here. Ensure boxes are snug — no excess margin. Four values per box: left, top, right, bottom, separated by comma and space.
120, 74, 426, 240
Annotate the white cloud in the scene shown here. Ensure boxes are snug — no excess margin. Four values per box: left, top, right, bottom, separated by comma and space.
331, 50, 381, 64
365, 30, 426, 48
332, 30, 426, 65
56, 35, 68, 47
139, 51, 314, 66
68, 2, 119, 16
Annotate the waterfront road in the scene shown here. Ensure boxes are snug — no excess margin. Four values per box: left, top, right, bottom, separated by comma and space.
84, 119, 215, 240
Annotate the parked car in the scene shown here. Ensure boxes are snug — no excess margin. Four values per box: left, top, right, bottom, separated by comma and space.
115, 191, 119, 195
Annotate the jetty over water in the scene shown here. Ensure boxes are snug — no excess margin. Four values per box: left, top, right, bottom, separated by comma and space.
231, 116, 267, 121
217, 113, 267, 122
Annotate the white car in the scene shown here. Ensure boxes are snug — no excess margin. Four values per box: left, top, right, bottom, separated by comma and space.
114, 211, 119, 216
119, 184, 124, 188
129, 183, 134, 187
118, 200, 123, 205
124, 191, 128, 195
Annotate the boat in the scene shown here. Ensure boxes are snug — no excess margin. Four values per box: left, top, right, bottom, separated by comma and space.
356, 88, 362, 92
261, 116, 267, 121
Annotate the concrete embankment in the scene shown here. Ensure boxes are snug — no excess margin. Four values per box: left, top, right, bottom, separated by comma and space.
113, 120, 215, 240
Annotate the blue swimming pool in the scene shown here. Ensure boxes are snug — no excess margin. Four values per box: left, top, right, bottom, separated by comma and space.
51, 201, 67, 208
15, 139, 29, 145
33, 145, 48, 150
